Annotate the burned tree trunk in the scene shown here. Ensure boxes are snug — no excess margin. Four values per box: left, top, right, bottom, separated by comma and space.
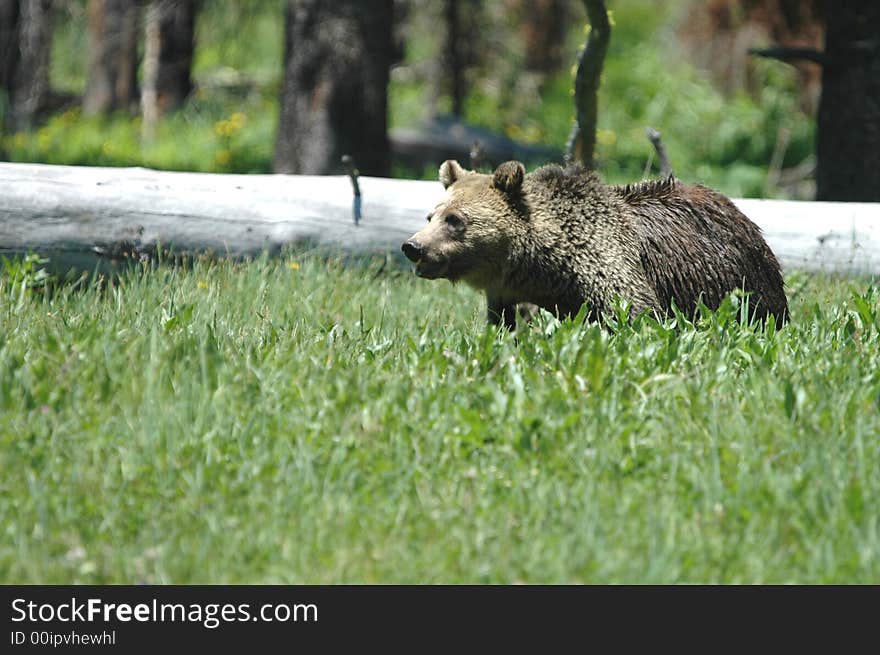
442, 0, 481, 118
566, 0, 611, 169
0, 0, 18, 152
816, 2, 880, 201
0, 0, 19, 98
142, 0, 197, 139
154, 0, 196, 112
2, 0, 53, 131
444, 0, 464, 117
273, 0, 393, 177
520, 0, 568, 74
83, 0, 140, 115
442, 0, 477, 118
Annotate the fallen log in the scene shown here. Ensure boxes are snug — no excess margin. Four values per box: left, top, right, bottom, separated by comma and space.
735, 198, 880, 275
0, 162, 879, 276
391, 115, 561, 171
0, 162, 434, 274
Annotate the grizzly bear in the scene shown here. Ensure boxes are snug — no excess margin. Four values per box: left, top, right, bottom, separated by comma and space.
401, 160, 789, 330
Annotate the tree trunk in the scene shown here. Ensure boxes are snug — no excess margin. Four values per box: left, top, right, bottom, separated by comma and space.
816, 2, 880, 201
141, 0, 195, 140
273, 0, 393, 177
520, 0, 568, 74
444, 0, 464, 117
0, 0, 16, 156
83, 0, 140, 115
442, 0, 482, 118
0, 0, 19, 98
567, 0, 610, 169
5, 0, 53, 131
141, 0, 160, 140
155, 0, 196, 112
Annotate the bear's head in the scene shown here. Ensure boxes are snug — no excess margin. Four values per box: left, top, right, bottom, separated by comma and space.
401, 159, 527, 288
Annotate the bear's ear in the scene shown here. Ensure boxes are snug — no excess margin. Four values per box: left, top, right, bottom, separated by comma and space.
492, 161, 525, 195
439, 160, 466, 189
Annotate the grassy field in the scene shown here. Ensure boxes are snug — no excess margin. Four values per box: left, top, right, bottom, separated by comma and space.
1, 253, 878, 583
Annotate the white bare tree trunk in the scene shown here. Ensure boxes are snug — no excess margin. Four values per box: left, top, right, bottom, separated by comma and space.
0, 163, 878, 276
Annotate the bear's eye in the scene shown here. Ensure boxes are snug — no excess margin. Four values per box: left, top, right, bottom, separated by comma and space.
425, 212, 433, 223
444, 213, 464, 229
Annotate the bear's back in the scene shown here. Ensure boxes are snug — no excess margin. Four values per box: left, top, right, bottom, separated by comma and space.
613, 178, 789, 325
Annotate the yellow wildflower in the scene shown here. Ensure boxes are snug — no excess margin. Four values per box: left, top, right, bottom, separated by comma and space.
596, 129, 617, 147
214, 150, 231, 166
214, 120, 231, 137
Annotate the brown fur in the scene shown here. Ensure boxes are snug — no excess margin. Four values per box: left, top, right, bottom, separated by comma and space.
402, 160, 789, 329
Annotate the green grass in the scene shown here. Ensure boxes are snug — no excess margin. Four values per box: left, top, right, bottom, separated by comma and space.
4, 100, 276, 173
1, 254, 879, 583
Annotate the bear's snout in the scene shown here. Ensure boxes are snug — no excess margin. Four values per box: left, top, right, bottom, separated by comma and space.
402, 236, 449, 279
401, 239, 424, 263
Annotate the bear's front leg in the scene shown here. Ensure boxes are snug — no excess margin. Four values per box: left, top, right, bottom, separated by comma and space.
516, 302, 541, 324
487, 298, 517, 331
